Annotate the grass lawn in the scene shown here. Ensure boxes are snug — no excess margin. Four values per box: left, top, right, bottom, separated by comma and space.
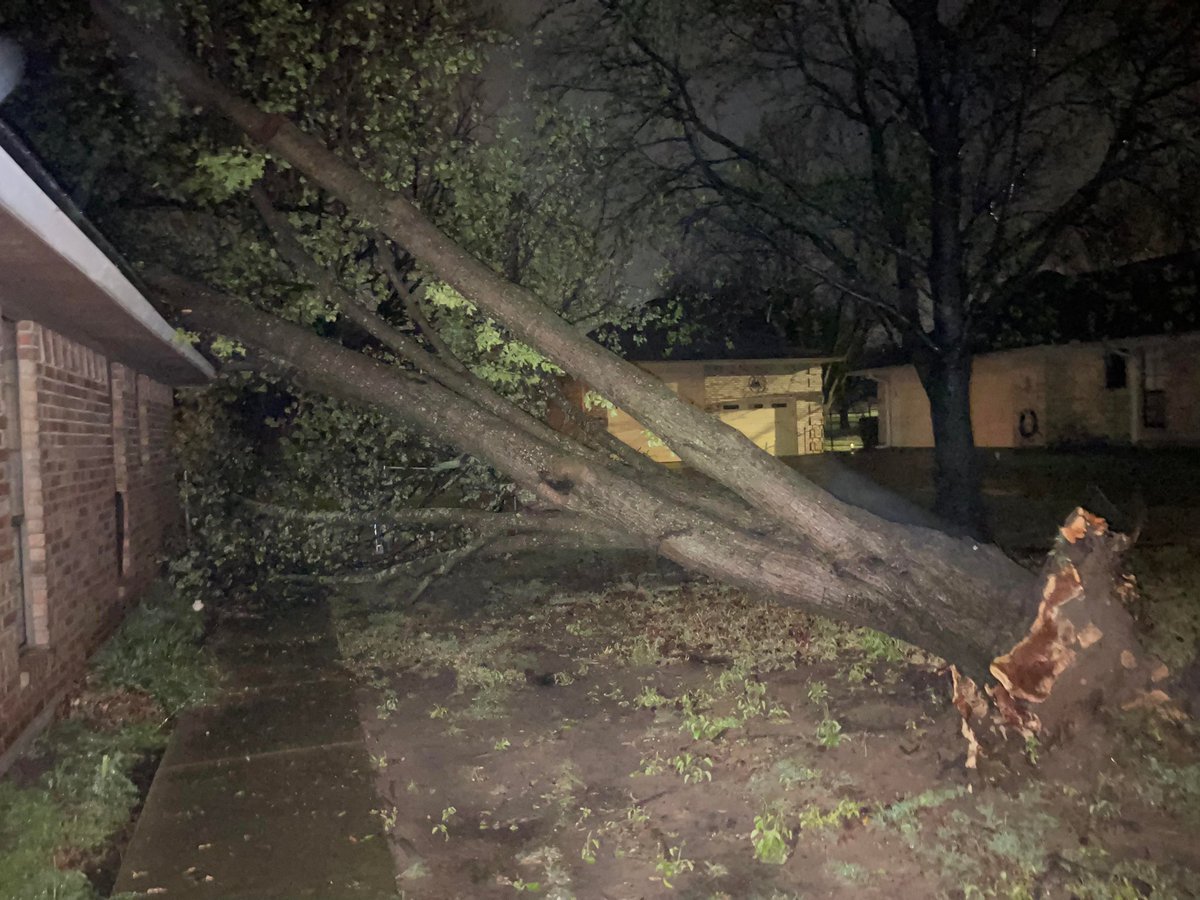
332, 448, 1200, 899
0, 584, 215, 900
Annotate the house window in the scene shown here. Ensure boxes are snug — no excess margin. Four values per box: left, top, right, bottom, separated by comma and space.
1104, 353, 1127, 390
1142, 347, 1167, 429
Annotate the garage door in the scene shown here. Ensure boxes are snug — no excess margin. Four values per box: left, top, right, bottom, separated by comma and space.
718, 407, 778, 454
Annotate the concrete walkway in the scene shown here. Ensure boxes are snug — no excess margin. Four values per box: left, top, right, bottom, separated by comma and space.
114, 603, 397, 899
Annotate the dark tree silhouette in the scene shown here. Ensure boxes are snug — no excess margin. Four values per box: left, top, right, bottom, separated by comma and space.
541, 0, 1200, 535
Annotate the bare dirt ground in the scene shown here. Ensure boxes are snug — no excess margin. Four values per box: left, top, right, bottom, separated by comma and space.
331, 451, 1200, 899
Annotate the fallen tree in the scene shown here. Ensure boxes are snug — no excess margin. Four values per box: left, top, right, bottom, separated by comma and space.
94, 0, 1174, 761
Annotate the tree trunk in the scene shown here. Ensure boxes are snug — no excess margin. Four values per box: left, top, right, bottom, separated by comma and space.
166, 283, 1033, 676
918, 353, 990, 540
175, 287, 1165, 762
907, 6, 992, 542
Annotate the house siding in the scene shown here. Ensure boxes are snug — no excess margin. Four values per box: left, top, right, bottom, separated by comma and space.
0, 321, 178, 761
1041, 348, 1131, 444
868, 333, 1200, 449
1147, 340, 1200, 444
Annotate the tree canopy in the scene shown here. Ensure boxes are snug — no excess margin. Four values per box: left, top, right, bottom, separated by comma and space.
1, 0, 685, 595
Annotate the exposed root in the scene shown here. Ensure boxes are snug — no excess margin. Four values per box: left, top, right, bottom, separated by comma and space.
951, 507, 1185, 769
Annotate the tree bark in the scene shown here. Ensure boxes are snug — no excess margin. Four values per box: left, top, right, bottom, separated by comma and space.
917, 353, 991, 539
905, 4, 993, 541
159, 276, 1036, 677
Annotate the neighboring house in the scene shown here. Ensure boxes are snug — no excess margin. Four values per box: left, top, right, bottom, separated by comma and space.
0, 133, 212, 766
857, 252, 1200, 450
560, 357, 835, 463
859, 333, 1200, 449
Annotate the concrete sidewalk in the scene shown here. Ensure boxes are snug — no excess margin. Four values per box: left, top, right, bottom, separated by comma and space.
114, 603, 397, 899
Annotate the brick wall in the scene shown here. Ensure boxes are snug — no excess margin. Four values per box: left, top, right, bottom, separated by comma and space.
0, 321, 179, 760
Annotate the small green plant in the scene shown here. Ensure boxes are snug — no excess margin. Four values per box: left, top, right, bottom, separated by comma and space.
431, 806, 457, 840
374, 806, 398, 832
581, 831, 599, 864
806, 681, 829, 704
633, 686, 669, 708
828, 860, 871, 884
653, 845, 695, 889
751, 812, 793, 865
668, 752, 713, 784
737, 679, 769, 718
627, 635, 664, 666
816, 714, 844, 748
703, 860, 730, 878
429, 704, 450, 719
846, 660, 872, 683
1024, 734, 1041, 766
776, 757, 820, 788
797, 798, 861, 831
681, 711, 739, 741
493, 737, 511, 751
872, 786, 965, 843
564, 620, 594, 637
632, 753, 666, 777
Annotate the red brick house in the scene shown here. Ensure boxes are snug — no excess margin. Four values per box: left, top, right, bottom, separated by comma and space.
0, 133, 212, 768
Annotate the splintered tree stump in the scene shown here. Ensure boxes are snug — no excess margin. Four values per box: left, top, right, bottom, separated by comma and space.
951, 508, 1175, 769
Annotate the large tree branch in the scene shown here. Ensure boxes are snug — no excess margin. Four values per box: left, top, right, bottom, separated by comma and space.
834, 0, 922, 332
159, 272, 767, 548
246, 184, 606, 463
619, 21, 925, 277
236, 196, 752, 523
154, 270, 1036, 674
374, 233, 469, 372
241, 497, 633, 542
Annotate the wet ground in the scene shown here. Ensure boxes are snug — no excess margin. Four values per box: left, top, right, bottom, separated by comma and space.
116, 449, 1200, 898
331, 572, 1200, 899
114, 604, 396, 899
324, 449, 1200, 899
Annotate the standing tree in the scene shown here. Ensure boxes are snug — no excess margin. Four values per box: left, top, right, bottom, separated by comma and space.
38, 0, 1178, 764
538, 0, 1200, 536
